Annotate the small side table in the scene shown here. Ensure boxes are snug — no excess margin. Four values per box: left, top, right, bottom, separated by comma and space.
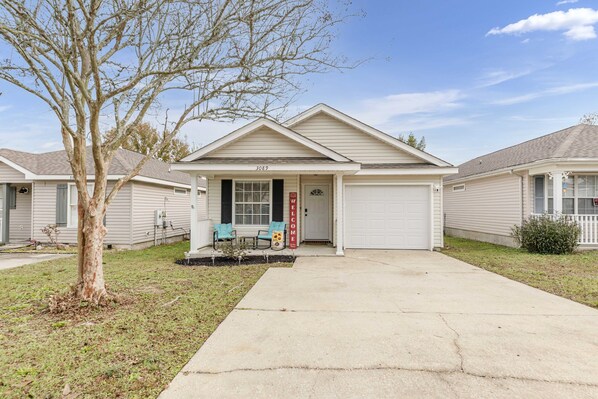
239, 236, 257, 250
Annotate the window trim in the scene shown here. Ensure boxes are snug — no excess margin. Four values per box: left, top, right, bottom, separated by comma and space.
173, 187, 188, 196
452, 184, 465, 192
232, 179, 272, 227
67, 183, 94, 228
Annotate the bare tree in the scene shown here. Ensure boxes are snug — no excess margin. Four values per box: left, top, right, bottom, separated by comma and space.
0, 0, 352, 303
580, 112, 598, 125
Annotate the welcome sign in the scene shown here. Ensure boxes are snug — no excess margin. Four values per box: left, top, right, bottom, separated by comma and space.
289, 192, 298, 249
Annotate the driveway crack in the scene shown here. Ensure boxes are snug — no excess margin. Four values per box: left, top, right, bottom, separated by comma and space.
439, 314, 464, 372
183, 366, 598, 388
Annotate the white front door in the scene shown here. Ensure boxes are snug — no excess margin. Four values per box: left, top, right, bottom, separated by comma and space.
304, 184, 330, 240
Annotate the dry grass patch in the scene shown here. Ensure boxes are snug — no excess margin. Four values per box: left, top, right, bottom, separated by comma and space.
0, 241, 291, 398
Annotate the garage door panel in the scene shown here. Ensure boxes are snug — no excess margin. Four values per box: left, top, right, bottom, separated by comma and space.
345, 185, 430, 250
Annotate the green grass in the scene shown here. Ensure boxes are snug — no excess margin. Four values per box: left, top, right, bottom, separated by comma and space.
442, 236, 598, 308
0, 242, 291, 398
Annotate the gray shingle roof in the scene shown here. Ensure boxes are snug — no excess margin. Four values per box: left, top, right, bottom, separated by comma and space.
0, 147, 202, 187
445, 124, 598, 182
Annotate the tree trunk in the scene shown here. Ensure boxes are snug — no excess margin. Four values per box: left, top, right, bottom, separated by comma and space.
76, 204, 108, 303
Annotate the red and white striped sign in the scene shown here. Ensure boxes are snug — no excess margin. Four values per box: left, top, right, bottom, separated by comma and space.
289, 192, 298, 249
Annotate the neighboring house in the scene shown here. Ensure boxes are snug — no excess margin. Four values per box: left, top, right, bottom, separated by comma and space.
0, 147, 207, 248
444, 124, 598, 248
172, 104, 457, 255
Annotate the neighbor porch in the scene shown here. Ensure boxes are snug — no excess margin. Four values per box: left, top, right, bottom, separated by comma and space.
530, 168, 598, 246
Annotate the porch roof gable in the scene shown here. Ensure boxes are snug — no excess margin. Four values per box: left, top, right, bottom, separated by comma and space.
180, 118, 350, 163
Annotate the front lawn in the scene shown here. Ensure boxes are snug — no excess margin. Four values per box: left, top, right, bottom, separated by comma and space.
442, 236, 598, 308
0, 242, 291, 398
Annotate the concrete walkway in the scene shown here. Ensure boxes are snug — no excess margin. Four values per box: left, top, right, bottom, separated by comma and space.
0, 253, 72, 271
160, 250, 598, 398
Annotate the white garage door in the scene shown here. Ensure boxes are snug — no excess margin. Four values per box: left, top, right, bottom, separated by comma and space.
345, 185, 431, 249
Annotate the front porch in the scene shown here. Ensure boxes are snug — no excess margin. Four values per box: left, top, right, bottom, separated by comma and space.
188, 242, 337, 258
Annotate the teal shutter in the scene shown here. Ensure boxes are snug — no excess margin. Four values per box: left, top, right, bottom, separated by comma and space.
56, 184, 68, 227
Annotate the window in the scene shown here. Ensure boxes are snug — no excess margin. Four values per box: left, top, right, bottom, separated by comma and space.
547, 175, 574, 214
452, 184, 465, 192
9, 186, 16, 209
68, 183, 94, 227
174, 188, 188, 195
234, 181, 270, 225
577, 175, 598, 215
534, 176, 545, 213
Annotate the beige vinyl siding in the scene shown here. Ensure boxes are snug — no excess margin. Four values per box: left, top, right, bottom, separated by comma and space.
291, 112, 425, 164
0, 162, 27, 182
343, 175, 443, 248
131, 182, 191, 245
197, 190, 208, 221
208, 174, 299, 239
8, 183, 32, 241
207, 126, 325, 158
32, 181, 132, 245
444, 173, 522, 238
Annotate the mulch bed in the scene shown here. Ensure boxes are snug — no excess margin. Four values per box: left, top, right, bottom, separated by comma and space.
176, 255, 295, 266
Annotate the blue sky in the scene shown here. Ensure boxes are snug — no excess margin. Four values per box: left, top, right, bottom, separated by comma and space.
1, 0, 598, 165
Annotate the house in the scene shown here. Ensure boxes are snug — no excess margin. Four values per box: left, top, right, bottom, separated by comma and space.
172, 104, 457, 255
443, 124, 598, 248
0, 147, 207, 248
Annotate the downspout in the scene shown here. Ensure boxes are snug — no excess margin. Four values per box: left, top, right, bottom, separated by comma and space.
511, 170, 526, 225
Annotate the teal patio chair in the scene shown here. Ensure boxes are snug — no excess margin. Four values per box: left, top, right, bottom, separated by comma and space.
213, 223, 237, 249
256, 221, 287, 249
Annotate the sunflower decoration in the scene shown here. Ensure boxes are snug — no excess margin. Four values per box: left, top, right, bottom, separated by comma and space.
272, 231, 285, 250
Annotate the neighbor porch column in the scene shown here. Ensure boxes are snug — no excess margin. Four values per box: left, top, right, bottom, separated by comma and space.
1, 183, 9, 244
189, 173, 199, 253
551, 171, 563, 214
335, 173, 344, 256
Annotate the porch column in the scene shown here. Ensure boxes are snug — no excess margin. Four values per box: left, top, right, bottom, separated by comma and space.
551, 171, 563, 214
335, 173, 344, 256
189, 173, 199, 253
1, 183, 9, 244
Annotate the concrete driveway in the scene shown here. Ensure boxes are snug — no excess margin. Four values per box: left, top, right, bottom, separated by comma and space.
160, 250, 598, 398
0, 252, 72, 271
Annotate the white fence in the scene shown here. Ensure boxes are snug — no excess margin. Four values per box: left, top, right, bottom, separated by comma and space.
531, 214, 598, 245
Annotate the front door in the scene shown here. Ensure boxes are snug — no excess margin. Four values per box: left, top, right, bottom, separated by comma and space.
304, 184, 329, 241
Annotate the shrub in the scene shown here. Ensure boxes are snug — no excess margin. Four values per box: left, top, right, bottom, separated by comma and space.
41, 224, 61, 246
512, 214, 581, 254
217, 241, 249, 260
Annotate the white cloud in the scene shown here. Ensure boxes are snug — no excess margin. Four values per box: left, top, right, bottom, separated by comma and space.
0, 105, 11, 113
355, 90, 463, 126
487, 8, 598, 41
494, 82, 598, 105
383, 116, 473, 133
476, 69, 535, 88
556, 0, 579, 5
